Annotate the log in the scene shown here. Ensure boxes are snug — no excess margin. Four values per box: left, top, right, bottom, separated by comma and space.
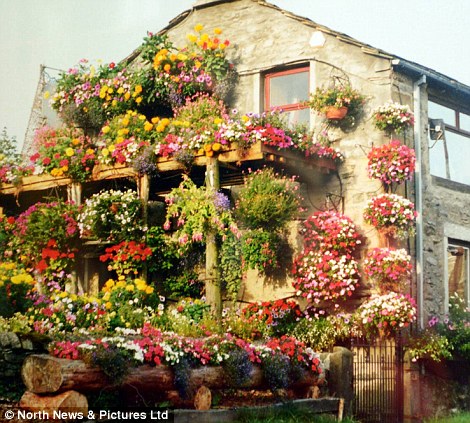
193, 386, 211, 410
19, 390, 88, 415
22, 354, 320, 394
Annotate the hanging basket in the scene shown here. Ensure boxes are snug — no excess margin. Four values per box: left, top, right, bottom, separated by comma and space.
325, 106, 348, 120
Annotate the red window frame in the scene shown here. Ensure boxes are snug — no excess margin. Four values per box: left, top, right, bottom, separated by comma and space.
264, 66, 310, 113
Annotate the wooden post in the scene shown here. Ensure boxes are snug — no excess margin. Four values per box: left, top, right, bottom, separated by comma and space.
205, 156, 222, 318
138, 174, 150, 282
67, 183, 82, 294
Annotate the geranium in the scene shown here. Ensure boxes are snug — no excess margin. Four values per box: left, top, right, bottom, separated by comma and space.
292, 250, 359, 304
356, 292, 417, 337
241, 299, 302, 335
12, 200, 80, 274
363, 247, 412, 292
367, 140, 416, 185
30, 126, 97, 182
372, 101, 415, 133
363, 193, 417, 238
301, 211, 361, 254
78, 189, 145, 242
99, 241, 152, 277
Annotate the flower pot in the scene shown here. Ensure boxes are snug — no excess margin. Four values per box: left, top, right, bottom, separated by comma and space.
325, 106, 348, 120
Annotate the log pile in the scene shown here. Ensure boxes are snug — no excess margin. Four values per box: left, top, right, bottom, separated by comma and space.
20, 354, 322, 413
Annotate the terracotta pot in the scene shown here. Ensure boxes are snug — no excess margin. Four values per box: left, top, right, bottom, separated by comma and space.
325, 106, 348, 120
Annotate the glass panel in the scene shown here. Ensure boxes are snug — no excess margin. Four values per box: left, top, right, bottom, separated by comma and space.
460, 112, 470, 132
430, 130, 470, 184
282, 108, 311, 127
428, 101, 456, 126
269, 71, 309, 108
448, 244, 468, 301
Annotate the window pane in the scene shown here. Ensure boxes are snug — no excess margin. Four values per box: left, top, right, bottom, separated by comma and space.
448, 244, 468, 301
429, 101, 456, 126
282, 108, 311, 127
460, 112, 470, 132
430, 131, 470, 184
269, 71, 309, 108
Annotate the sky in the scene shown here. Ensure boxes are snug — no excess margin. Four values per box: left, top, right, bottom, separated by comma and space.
1, 0, 470, 150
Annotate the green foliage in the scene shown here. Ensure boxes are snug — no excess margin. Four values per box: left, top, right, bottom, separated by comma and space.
241, 229, 280, 273
0, 127, 20, 165
406, 330, 453, 362
219, 232, 242, 301
289, 316, 350, 352
235, 168, 301, 231
308, 84, 365, 114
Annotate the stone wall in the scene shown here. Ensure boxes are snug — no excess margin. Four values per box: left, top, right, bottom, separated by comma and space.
0, 332, 46, 400
163, 0, 409, 300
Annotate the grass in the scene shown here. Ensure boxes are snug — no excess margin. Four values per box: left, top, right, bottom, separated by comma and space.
424, 413, 470, 423
234, 404, 358, 423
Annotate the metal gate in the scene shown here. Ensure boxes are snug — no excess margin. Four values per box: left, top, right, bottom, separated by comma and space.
351, 333, 404, 423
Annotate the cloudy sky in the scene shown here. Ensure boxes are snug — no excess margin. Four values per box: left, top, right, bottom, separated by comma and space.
1, 0, 469, 150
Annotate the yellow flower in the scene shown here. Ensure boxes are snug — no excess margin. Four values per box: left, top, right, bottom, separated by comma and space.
194, 23, 204, 32
214, 28, 222, 35
124, 92, 131, 101
118, 275, 126, 281
161, 118, 170, 126
107, 87, 114, 94
101, 148, 109, 157
219, 43, 227, 50
105, 301, 112, 310
144, 122, 153, 131
121, 117, 130, 127
43, 91, 50, 99
200, 33, 209, 42
125, 284, 135, 292
108, 144, 115, 152
187, 34, 197, 43
86, 148, 95, 155
145, 286, 154, 295
151, 117, 160, 124
117, 87, 124, 94
163, 64, 171, 72
214, 117, 222, 125
65, 148, 74, 157
102, 125, 111, 134
136, 97, 142, 104
177, 53, 187, 61
134, 84, 143, 94
241, 115, 250, 122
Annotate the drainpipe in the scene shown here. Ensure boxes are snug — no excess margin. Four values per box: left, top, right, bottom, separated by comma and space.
413, 75, 426, 329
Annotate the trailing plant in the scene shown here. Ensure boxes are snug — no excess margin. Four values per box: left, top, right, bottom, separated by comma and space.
163, 176, 238, 253
292, 250, 359, 305
78, 189, 145, 242
367, 139, 416, 185
301, 211, 361, 254
219, 232, 243, 301
363, 193, 417, 239
355, 292, 417, 338
235, 168, 301, 231
406, 330, 453, 362
222, 347, 253, 387
11, 200, 80, 274
308, 84, 365, 118
241, 229, 280, 273
363, 247, 412, 292
261, 352, 291, 391
372, 101, 414, 133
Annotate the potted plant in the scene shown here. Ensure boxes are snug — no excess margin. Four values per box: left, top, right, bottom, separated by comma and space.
372, 101, 415, 133
308, 84, 365, 120
363, 193, 417, 239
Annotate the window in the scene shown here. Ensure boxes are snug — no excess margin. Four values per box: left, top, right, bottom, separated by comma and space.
265, 66, 310, 126
428, 99, 470, 185
447, 240, 470, 307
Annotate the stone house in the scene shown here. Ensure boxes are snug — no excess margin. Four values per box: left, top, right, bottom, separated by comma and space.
5, 0, 470, 326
